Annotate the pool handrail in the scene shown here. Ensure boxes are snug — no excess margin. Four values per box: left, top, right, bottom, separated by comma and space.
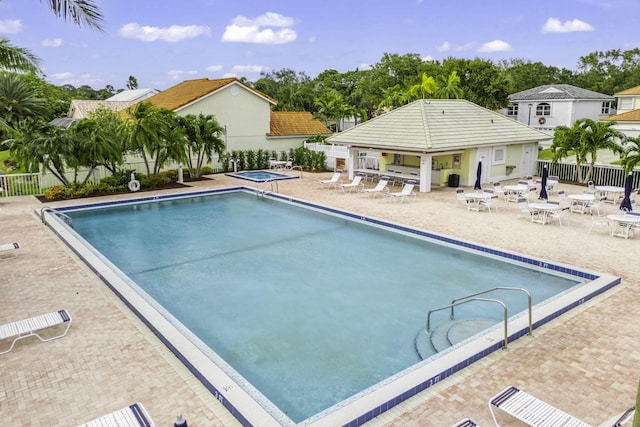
450, 287, 533, 337
426, 297, 509, 349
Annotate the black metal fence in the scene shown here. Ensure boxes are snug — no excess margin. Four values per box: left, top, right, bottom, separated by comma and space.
536, 160, 640, 189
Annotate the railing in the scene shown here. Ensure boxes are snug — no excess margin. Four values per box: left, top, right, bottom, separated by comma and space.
255, 179, 278, 197
40, 207, 73, 227
536, 160, 640, 188
426, 298, 509, 349
450, 287, 533, 337
0, 173, 41, 197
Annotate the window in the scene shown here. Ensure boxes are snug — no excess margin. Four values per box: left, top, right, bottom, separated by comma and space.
619, 98, 634, 110
601, 101, 611, 114
492, 146, 506, 165
507, 104, 518, 116
536, 103, 551, 116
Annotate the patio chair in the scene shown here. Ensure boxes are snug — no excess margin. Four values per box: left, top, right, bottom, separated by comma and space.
339, 173, 365, 193
546, 176, 559, 194
492, 182, 507, 201
317, 171, 342, 189
455, 188, 470, 208
489, 385, 635, 427
0, 242, 20, 259
517, 197, 538, 222
589, 212, 610, 234
361, 177, 390, 198
589, 196, 607, 215
546, 201, 569, 227
451, 419, 477, 427
284, 158, 293, 169
525, 187, 538, 202
558, 190, 569, 207
78, 402, 155, 427
480, 193, 500, 213
0, 309, 72, 355
384, 180, 417, 203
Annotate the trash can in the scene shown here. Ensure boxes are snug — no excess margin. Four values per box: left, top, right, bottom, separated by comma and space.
448, 174, 459, 187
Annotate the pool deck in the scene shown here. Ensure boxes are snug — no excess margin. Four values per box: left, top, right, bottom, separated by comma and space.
1, 172, 638, 426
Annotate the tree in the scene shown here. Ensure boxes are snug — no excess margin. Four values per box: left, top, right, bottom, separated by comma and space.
620, 136, 640, 174
75, 107, 127, 175
0, 73, 47, 135
550, 119, 624, 183
176, 114, 225, 178
126, 76, 138, 90
1, 1, 103, 73
407, 72, 438, 101
437, 71, 464, 99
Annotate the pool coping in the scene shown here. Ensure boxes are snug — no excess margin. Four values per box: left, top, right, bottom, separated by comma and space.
225, 170, 299, 182
40, 187, 621, 427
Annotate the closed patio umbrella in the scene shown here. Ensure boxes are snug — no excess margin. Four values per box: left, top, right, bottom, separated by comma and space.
619, 172, 633, 212
539, 165, 548, 200
474, 160, 482, 190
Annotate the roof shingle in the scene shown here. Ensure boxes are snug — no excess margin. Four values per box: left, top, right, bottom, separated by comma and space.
268, 112, 332, 136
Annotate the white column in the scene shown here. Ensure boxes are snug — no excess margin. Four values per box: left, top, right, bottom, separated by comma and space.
347, 147, 358, 179
419, 155, 432, 193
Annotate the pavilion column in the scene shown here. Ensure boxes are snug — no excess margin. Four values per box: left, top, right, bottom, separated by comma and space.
347, 147, 358, 179
419, 155, 432, 193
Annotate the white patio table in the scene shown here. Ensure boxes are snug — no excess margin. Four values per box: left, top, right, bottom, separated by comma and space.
595, 186, 625, 204
464, 192, 492, 212
528, 203, 559, 224
607, 214, 640, 238
568, 193, 595, 214
503, 184, 527, 202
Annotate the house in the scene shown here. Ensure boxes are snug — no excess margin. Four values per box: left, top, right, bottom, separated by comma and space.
503, 84, 614, 141
141, 77, 331, 153
603, 85, 640, 138
326, 99, 551, 192
106, 88, 159, 103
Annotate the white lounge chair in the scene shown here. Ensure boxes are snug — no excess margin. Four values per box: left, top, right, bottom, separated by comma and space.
0, 242, 20, 259
451, 419, 477, 427
384, 180, 417, 203
489, 386, 635, 427
0, 309, 72, 355
361, 176, 390, 198
339, 173, 365, 193
78, 402, 155, 427
317, 171, 342, 189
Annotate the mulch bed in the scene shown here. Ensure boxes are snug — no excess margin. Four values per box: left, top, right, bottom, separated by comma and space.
35, 177, 212, 203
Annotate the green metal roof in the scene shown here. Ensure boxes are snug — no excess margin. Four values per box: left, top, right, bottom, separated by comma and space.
327, 99, 551, 152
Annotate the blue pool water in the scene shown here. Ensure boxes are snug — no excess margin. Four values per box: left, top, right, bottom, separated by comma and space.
57, 191, 585, 424
226, 170, 297, 182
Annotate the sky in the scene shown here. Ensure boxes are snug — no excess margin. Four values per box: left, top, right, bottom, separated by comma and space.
1, 0, 639, 91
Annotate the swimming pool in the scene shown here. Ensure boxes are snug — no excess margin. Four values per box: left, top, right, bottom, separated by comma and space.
226, 170, 298, 182
43, 188, 619, 426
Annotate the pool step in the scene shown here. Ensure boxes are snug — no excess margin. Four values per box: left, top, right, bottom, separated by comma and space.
415, 318, 498, 359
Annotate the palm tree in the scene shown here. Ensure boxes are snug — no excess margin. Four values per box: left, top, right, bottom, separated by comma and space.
437, 71, 464, 99
0, 73, 47, 131
620, 135, 640, 174
550, 121, 588, 182
126, 76, 138, 90
406, 72, 438, 101
1, 0, 103, 73
177, 114, 225, 178
579, 119, 624, 182
120, 102, 165, 176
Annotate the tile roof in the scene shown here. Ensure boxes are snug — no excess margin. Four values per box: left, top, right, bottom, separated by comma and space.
509, 84, 613, 101
327, 99, 551, 151
143, 78, 276, 111
615, 85, 640, 96
603, 109, 640, 121
68, 100, 135, 118
268, 112, 332, 136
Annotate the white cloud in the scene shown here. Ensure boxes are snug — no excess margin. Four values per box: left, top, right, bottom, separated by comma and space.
206, 65, 223, 72
437, 41, 474, 52
421, 55, 435, 62
221, 12, 297, 44
42, 38, 63, 47
308, 36, 317, 43
541, 18, 594, 33
231, 64, 267, 74
232, 12, 294, 28
358, 63, 372, 70
50, 72, 73, 81
118, 23, 211, 42
478, 40, 512, 52
0, 19, 22, 34
167, 70, 185, 80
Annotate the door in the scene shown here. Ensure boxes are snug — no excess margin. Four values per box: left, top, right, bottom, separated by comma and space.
476, 149, 490, 186
521, 144, 535, 176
